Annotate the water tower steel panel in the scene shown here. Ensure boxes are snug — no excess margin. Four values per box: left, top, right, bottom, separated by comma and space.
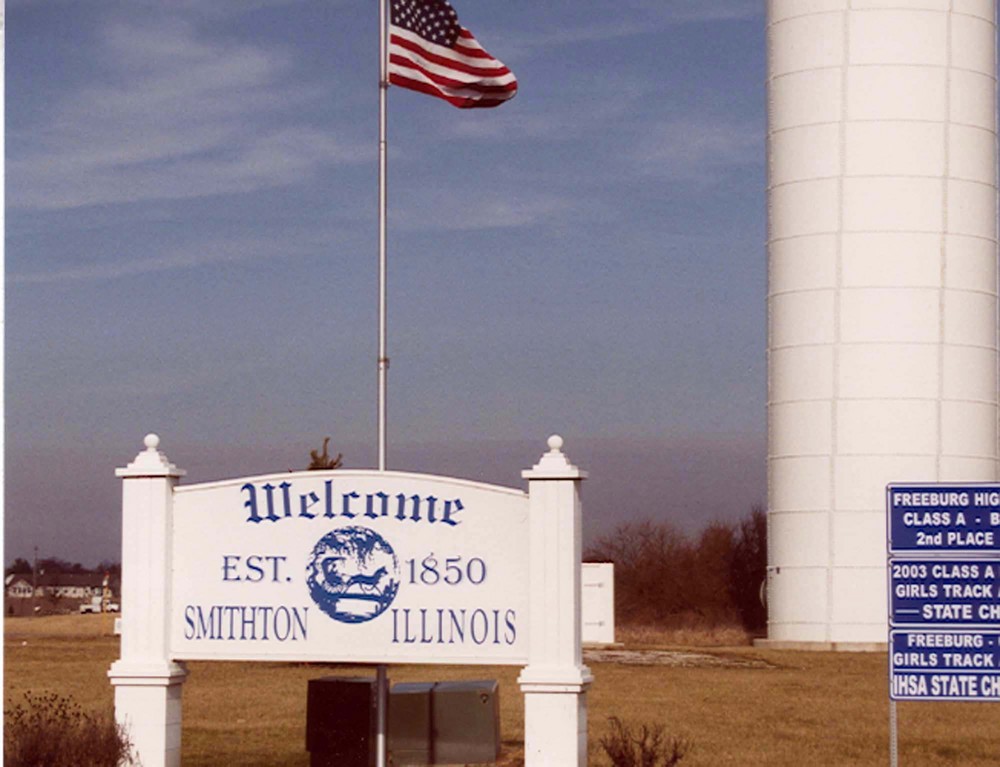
765, 1, 999, 646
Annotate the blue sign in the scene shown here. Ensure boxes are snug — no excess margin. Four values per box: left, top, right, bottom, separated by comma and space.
888, 485, 1000, 553
889, 559, 1000, 626
890, 631, 1000, 701
887, 485, 1000, 702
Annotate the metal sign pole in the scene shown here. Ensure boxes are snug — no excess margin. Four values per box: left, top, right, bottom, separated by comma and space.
375, 664, 388, 767
889, 700, 898, 767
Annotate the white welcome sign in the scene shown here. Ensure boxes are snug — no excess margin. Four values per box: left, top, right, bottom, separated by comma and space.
109, 435, 591, 767
171, 472, 529, 664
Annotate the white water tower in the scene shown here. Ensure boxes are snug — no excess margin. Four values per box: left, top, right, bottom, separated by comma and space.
765, 0, 998, 647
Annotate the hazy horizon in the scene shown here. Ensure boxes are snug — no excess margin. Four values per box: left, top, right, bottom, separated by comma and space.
5, 432, 765, 567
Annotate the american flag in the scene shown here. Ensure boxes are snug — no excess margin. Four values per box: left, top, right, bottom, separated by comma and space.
389, 0, 517, 109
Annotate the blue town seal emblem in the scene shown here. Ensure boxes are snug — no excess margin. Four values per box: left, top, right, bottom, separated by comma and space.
306, 526, 400, 623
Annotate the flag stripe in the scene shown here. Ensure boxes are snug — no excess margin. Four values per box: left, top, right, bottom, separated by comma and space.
388, 72, 510, 109
388, 54, 516, 97
390, 37, 511, 84
389, 47, 516, 91
389, 57, 517, 97
452, 28, 496, 60
390, 28, 511, 78
388, 53, 517, 105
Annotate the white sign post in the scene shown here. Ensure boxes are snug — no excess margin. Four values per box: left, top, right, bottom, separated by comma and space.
109, 434, 589, 767
108, 435, 188, 767
519, 436, 593, 765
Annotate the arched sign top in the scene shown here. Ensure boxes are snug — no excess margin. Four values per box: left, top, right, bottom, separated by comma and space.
175, 468, 527, 501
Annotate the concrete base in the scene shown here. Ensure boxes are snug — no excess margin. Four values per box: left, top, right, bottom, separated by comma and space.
521, 687, 590, 766
109, 661, 187, 767
754, 639, 887, 652
518, 665, 592, 767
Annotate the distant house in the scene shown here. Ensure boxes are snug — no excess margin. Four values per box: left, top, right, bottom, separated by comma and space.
5, 574, 33, 599
5, 572, 120, 615
46, 573, 111, 599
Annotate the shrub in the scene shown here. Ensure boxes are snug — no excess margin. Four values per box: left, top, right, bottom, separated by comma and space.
585, 519, 696, 625
585, 505, 767, 633
599, 716, 690, 767
728, 505, 767, 633
4, 691, 134, 767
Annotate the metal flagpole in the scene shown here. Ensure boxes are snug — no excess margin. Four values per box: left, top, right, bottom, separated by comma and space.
376, 4, 390, 767
377, 0, 389, 474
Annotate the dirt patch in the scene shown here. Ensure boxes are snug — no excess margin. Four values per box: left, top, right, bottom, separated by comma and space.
583, 648, 776, 669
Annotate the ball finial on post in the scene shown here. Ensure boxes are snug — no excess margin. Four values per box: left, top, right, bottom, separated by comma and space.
117, 434, 185, 478
524, 435, 585, 479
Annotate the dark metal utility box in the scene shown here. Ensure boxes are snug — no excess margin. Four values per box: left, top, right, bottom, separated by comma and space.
306, 676, 377, 767
388, 680, 500, 766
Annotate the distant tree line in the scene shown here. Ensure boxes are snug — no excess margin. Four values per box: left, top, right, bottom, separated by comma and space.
5, 558, 121, 577
584, 506, 767, 634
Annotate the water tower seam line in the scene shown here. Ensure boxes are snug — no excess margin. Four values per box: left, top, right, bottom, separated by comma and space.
769, 8, 990, 26
769, 285, 998, 297
935, 2, 956, 482
770, 451, 998, 460
769, 342, 997, 353
769, 120, 998, 137
769, 231, 997, 244
770, 399, 974, 409
767, 63, 997, 83
824, 2, 853, 645
769, 175, 999, 190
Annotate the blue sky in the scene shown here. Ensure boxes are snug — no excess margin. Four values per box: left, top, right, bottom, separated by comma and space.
6, 0, 767, 565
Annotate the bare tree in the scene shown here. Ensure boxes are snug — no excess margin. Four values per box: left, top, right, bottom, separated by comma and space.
728, 505, 767, 633
308, 438, 343, 471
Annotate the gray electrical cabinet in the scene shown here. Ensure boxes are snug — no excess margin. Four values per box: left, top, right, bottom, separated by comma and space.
388, 680, 501, 766
388, 682, 434, 765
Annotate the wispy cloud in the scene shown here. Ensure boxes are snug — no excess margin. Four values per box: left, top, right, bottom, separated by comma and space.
9, 0, 309, 15
632, 116, 762, 181
9, 234, 288, 285
392, 188, 572, 232
440, 71, 651, 145
510, 0, 760, 51
636, 0, 761, 23
511, 20, 650, 50
10, 15, 367, 211
443, 112, 567, 142
129, 0, 301, 12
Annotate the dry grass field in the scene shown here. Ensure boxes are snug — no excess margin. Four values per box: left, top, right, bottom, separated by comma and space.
6, 614, 1000, 766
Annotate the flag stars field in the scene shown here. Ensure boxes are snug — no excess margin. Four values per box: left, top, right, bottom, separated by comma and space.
392, 0, 461, 47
